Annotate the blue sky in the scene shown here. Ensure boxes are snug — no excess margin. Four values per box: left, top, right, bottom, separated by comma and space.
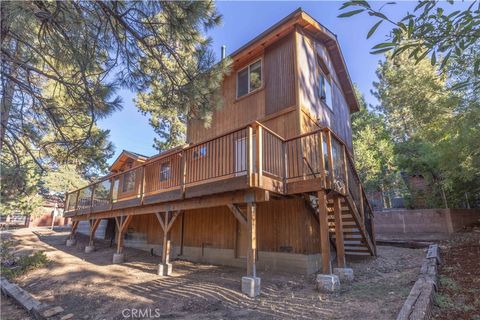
97, 1, 429, 164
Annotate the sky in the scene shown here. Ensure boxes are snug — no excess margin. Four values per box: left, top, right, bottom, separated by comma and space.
98, 1, 422, 165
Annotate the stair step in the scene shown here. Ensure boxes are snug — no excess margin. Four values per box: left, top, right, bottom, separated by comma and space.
345, 251, 371, 256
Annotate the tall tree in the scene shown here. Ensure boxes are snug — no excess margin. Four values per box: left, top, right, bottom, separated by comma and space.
1, 1, 228, 210
351, 88, 400, 206
338, 0, 480, 90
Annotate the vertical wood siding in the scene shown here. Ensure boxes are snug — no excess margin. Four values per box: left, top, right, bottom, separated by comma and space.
265, 33, 296, 115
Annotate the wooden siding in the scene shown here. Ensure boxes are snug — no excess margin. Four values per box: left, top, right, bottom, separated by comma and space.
265, 33, 296, 115
296, 30, 353, 151
124, 199, 320, 255
187, 34, 299, 144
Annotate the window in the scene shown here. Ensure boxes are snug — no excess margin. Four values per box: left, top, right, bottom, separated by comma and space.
236, 60, 262, 98
193, 145, 207, 160
122, 170, 136, 193
319, 73, 333, 110
160, 162, 171, 182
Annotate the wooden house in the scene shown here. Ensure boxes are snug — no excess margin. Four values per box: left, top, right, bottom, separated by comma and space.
64, 9, 376, 296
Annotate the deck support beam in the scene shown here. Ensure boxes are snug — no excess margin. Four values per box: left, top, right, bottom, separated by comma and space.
333, 196, 346, 268
85, 219, 101, 253
155, 211, 181, 276
318, 190, 331, 274
66, 221, 79, 246
112, 215, 133, 263
242, 202, 261, 297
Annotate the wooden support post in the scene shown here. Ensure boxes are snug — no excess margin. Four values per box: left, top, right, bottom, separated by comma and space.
246, 202, 257, 277
88, 219, 101, 246
162, 212, 170, 265
109, 177, 115, 210
333, 196, 346, 268
318, 131, 326, 188
180, 151, 187, 195
70, 221, 79, 239
114, 215, 133, 254
326, 131, 335, 189
140, 166, 146, 204
318, 190, 331, 274
256, 125, 263, 187
155, 211, 181, 275
247, 126, 254, 187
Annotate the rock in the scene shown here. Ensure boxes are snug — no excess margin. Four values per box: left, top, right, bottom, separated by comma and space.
42, 306, 64, 317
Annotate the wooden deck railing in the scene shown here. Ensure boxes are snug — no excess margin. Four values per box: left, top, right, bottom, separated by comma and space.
64, 121, 374, 244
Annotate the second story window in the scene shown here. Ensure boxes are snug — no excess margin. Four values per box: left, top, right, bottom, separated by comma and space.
237, 60, 262, 98
319, 73, 333, 111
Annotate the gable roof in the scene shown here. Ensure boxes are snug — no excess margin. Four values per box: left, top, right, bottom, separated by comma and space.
228, 8, 359, 113
109, 150, 148, 172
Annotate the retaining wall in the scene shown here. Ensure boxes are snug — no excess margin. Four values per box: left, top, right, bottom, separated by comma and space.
375, 208, 480, 240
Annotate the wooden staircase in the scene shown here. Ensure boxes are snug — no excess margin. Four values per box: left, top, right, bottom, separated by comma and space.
306, 192, 376, 257
326, 196, 374, 256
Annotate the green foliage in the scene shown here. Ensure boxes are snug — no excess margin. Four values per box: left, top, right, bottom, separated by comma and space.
338, 0, 480, 91
1, 1, 228, 212
0, 240, 49, 280
351, 89, 398, 194
370, 51, 480, 207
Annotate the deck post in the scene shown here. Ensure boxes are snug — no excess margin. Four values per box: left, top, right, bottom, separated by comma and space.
155, 211, 181, 276
159, 211, 172, 276
316, 190, 341, 293
318, 131, 326, 189
333, 196, 346, 268
66, 220, 79, 246
256, 124, 263, 187
247, 126, 254, 187
326, 130, 335, 189
241, 202, 261, 297
342, 145, 349, 194
317, 190, 331, 274
85, 218, 101, 253
113, 215, 133, 263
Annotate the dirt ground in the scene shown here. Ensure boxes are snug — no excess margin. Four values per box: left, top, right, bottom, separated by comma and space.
1, 227, 425, 320
432, 227, 480, 320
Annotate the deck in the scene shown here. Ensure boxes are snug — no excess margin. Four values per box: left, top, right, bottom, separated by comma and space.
64, 122, 376, 279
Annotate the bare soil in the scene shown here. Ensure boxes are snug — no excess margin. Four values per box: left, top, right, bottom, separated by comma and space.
1, 228, 425, 320
432, 226, 480, 320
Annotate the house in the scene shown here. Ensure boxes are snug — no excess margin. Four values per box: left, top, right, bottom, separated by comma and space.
64, 9, 376, 296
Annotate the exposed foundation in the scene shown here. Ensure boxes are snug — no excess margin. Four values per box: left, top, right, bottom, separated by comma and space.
65, 239, 76, 247
84, 245, 95, 253
316, 274, 340, 293
241, 276, 261, 298
112, 253, 125, 264
333, 268, 354, 282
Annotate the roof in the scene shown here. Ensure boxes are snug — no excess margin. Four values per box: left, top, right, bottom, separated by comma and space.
228, 8, 359, 113
109, 150, 149, 172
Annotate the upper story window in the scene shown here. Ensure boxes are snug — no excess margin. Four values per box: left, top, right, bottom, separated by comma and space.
237, 60, 262, 98
319, 73, 333, 111
317, 55, 333, 111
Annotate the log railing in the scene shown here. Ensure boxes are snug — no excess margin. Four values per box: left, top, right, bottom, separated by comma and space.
64, 122, 375, 245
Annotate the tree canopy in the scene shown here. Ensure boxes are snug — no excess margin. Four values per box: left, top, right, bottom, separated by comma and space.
1, 1, 228, 214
